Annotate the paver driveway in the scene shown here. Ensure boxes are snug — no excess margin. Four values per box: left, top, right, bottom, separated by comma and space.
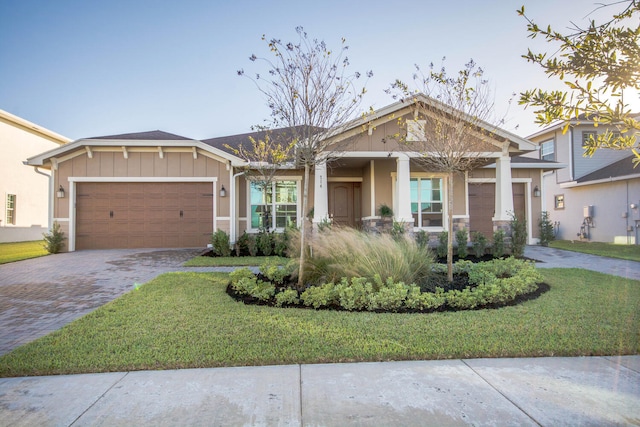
0, 248, 208, 355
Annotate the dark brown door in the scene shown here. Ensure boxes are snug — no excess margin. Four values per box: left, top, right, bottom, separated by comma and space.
76, 182, 213, 249
469, 183, 526, 238
328, 182, 361, 227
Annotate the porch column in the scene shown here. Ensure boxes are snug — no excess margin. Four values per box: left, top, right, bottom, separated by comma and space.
395, 155, 413, 223
493, 154, 514, 222
313, 160, 329, 223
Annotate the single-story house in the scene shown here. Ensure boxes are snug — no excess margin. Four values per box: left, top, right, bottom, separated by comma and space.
1, 109, 70, 243
26, 95, 561, 251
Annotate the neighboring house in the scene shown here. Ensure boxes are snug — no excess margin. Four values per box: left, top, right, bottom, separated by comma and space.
26, 96, 559, 251
527, 117, 640, 244
0, 110, 70, 243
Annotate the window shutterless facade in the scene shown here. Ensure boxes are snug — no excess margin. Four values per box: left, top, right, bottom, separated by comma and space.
541, 140, 554, 161
250, 180, 298, 230
410, 177, 443, 227
582, 131, 597, 147
6, 194, 16, 225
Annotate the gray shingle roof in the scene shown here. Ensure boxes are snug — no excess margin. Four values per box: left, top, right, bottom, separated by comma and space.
576, 155, 640, 183
88, 130, 193, 140
202, 126, 324, 155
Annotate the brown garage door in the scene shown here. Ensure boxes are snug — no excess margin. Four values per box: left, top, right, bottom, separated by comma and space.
76, 182, 213, 249
469, 183, 525, 238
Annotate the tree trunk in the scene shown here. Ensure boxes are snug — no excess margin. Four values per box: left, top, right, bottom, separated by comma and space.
447, 172, 454, 282
297, 162, 310, 288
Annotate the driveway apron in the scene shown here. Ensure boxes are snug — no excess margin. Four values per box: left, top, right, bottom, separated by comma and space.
0, 249, 207, 355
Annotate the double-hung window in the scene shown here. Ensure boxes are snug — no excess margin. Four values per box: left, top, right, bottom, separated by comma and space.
6, 194, 16, 225
541, 140, 554, 161
410, 177, 443, 227
250, 180, 298, 230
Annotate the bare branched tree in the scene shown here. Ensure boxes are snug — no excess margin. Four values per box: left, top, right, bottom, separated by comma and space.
387, 59, 502, 281
239, 26, 371, 286
225, 127, 296, 229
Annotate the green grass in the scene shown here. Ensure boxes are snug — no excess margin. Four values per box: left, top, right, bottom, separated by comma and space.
550, 240, 640, 262
1, 268, 638, 377
183, 256, 288, 267
0, 240, 48, 264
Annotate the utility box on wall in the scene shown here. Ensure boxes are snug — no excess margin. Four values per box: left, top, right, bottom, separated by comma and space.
584, 205, 594, 218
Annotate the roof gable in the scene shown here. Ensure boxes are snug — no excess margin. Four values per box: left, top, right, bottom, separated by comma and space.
325, 93, 538, 153
89, 130, 192, 140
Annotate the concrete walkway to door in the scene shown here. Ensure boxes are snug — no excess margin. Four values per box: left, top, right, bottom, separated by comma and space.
0, 248, 226, 355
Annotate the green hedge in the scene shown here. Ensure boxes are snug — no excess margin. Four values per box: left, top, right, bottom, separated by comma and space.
229, 258, 543, 312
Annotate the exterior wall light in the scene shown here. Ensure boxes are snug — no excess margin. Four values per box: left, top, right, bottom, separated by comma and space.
56, 185, 65, 198
219, 185, 226, 198
533, 185, 541, 197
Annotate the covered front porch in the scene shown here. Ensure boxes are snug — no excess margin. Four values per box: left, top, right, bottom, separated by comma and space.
310, 151, 518, 237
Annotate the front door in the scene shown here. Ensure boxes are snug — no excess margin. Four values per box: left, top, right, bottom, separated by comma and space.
328, 182, 360, 227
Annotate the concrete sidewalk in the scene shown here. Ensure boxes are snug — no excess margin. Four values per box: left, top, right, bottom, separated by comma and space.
1, 356, 638, 426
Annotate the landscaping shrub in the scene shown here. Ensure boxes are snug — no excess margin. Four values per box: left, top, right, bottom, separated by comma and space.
257, 231, 273, 256
510, 212, 527, 258
300, 282, 339, 309
538, 211, 555, 247
335, 277, 373, 311
367, 277, 409, 311
229, 257, 543, 313
379, 204, 393, 217
210, 230, 231, 257
470, 231, 488, 258
492, 229, 506, 258
246, 234, 259, 256
455, 228, 468, 259
275, 289, 299, 307
259, 259, 294, 285
436, 231, 448, 258
43, 221, 66, 254
390, 220, 405, 240
235, 231, 250, 256
415, 230, 429, 249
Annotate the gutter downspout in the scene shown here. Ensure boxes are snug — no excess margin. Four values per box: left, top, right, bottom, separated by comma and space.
31, 164, 53, 230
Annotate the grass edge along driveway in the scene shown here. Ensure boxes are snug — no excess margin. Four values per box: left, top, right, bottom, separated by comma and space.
0, 268, 638, 377
0, 241, 48, 264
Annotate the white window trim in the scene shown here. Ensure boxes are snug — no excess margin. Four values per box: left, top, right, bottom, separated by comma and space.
391, 172, 448, 232
541, 139, 554, 161
246, 177, 302, 233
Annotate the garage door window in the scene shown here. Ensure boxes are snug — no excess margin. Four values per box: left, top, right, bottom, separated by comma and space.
250, 180, 298, 230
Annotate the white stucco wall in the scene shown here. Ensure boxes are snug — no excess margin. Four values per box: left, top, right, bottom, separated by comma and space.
542, 171, 640, 244
0, 111, 69, 242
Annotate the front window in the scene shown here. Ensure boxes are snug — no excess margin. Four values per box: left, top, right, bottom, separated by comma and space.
541, 140, 554, 161
410, 177, 443, 227
6, 194, 16, 225
250, 180, 298, 230
582, 131, 597, 147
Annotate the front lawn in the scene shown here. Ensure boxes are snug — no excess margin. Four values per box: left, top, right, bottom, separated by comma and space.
1, 268, 637, 377
0, 240, 48, 264
549, 240, 640, 262
183, 255, 288, 267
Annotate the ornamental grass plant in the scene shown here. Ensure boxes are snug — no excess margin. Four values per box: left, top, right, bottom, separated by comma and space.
289, 227, 435, 286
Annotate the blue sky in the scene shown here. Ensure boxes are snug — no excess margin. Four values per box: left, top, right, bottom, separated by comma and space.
0, 0, 621, 141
